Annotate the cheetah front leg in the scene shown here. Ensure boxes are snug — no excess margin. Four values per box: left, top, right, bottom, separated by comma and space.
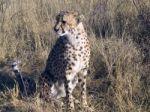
79, 69, 88, 108
79, 69, 95, 112
64, 73, 77, 112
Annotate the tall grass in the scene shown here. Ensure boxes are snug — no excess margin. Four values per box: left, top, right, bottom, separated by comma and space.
0, 0, 149, 112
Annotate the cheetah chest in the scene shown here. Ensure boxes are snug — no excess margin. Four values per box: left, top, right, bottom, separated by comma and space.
48, 34, 90, 75
63, 34, 90, 70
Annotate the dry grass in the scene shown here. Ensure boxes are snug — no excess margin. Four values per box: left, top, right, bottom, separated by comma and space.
0, 0, 149, 112
89, 37, 143, 112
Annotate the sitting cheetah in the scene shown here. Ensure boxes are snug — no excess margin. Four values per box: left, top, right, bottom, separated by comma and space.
39, 11, 90, 111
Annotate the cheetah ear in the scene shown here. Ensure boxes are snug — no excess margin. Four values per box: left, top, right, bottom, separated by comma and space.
72, 11, 79, 16
77, 14, 85, 23
72, 11, 84, 23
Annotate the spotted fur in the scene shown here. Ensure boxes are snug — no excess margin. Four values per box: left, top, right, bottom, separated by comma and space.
39, 11, 90, 111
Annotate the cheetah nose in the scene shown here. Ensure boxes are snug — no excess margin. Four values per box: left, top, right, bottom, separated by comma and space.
54, 27, 59, 32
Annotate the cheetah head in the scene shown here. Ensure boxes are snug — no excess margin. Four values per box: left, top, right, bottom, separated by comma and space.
54, 11, 84, 36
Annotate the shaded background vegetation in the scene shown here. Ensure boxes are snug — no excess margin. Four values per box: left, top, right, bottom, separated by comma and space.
0, 0, 149, 112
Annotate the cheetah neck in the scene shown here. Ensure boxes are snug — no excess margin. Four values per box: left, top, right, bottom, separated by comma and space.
58, 22, 87, 47
73, 22, 86, 35
59, 31, 69, 37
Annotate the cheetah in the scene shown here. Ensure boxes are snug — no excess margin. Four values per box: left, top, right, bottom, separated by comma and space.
39, 11, 90, 111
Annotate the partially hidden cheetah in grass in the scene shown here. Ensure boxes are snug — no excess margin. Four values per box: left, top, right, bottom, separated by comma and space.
39, 11, 91, 111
